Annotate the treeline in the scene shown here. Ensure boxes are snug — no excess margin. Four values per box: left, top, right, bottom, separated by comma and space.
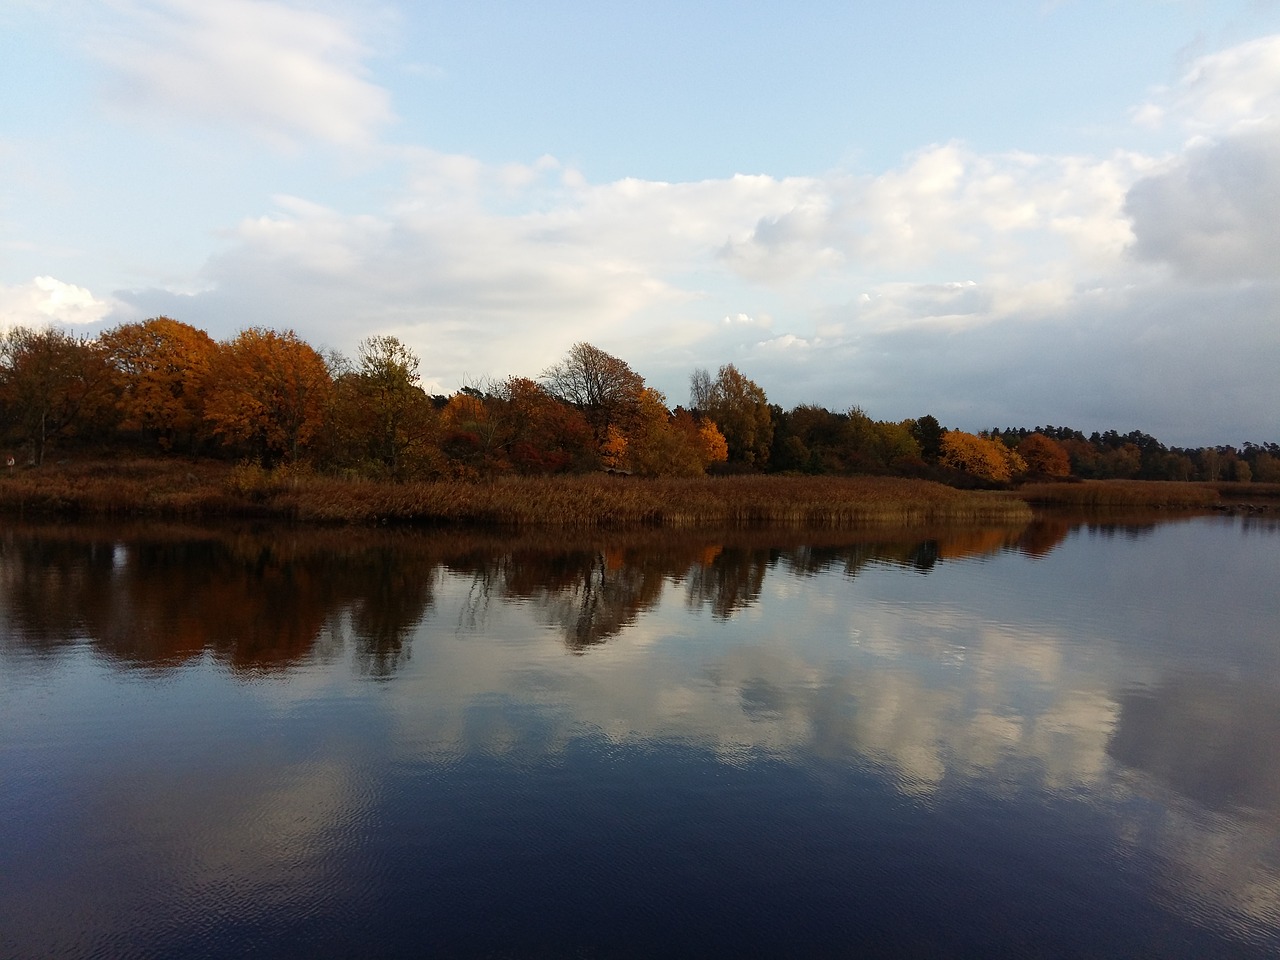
0, 318, 1274, 486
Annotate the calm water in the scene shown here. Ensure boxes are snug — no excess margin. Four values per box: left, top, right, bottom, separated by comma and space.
2, 515, 1279, 958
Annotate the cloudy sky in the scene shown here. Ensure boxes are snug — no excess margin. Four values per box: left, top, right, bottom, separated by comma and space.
2, 0, 1278, 446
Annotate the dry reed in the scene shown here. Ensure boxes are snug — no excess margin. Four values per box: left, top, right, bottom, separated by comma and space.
1016, 480, 1219, 509
0, 461, 1033, 528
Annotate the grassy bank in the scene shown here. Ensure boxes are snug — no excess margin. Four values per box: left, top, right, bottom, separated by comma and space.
0, 459, 1032, 528
1015, 479, 1222, 509
1018, 478, 1280, 512
14, 461, 1269, 528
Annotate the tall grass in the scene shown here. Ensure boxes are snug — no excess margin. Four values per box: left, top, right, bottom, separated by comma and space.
0, 460, 1033, 527
1016, 480, 1219, 509
283, 473, 1033, 527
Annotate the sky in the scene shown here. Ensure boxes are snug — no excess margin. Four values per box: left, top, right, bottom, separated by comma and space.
2, 0, 1279, 447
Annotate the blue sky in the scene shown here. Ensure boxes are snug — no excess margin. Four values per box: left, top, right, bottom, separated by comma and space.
2, 0, 1279, 446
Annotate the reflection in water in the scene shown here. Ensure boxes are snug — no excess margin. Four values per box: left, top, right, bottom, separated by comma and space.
0, 525, 437, 674
3, 515, 1279, 957
1110, 675, 1280, 814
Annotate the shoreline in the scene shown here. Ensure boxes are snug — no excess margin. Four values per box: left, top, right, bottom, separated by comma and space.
0, 459, 1272, 528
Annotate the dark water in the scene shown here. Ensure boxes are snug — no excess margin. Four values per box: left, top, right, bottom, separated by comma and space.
2, 515, 1279, 958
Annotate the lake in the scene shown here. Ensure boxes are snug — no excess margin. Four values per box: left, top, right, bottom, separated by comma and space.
2, 514, 1279, 958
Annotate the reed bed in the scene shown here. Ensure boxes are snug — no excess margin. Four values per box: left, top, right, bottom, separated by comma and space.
283, 473, 1032, 528
0, 461, 1033, 528
0, 459, 243, 518
1016, 480, 1219, 509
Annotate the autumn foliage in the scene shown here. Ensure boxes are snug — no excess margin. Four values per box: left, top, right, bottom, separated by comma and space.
0, 319, 1274, 489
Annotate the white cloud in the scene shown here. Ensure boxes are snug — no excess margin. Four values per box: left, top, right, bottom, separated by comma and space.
86, 0, 393, 146
1135, 33, 1280, 134
0, 276, 117, 329
96, 33, 1279, 443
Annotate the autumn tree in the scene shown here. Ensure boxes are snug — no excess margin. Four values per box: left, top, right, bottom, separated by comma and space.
0, 326, 115, 465
542, 342, 644, 443
329, 335, 435, 477
1017, 432, 1071, 478
204, 328, 332, 465
439, 389, 508, 477
691, 363, 773, 467
492, 376, 594, 474
99, 316, 217, 452
940, 430, 1025, 483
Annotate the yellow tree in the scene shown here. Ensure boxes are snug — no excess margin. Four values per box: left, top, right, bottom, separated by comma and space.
340, 335, 435, 476
940, 430, 1026, 483
100, 316, 217, 451
691, 363, 773, 467
204, 328, 332, 465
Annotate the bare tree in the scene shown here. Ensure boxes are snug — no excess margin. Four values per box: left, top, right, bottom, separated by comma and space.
541, 342, 643, 440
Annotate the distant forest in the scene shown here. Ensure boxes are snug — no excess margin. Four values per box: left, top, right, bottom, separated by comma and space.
2, 318, 1276, 486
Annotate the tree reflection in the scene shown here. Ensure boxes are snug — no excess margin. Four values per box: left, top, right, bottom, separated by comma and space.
1, 516, 1076, 666
685, 547, 772, 618
0, 525, 436, 676
452, 546, 679, 650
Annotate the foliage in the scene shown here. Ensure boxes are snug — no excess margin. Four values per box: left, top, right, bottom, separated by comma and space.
100, 317, 217, 452
940, 430, 1026, 483
1, 316, 1273, 496
0, 326, 115, 465
326, 335, 436, 477
542, 342, 644, 443
1017, 432, 1071, 478
204, 328, 332, 465
692, 363, 773, 467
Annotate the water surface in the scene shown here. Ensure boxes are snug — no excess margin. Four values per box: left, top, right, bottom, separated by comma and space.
2, 516, 1278, 957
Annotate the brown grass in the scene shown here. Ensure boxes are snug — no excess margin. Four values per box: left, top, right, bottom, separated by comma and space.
0, 459, 1033, 528
281, 473, 1033, 527
1015, 479, 1220, 509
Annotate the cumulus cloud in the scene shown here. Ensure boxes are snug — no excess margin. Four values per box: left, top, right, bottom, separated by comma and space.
0, 276, 117, 329
86, 0, 393, 146
96, 32, 1279, 443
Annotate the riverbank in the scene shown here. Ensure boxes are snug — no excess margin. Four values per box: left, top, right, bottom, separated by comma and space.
0, 459, 1032, 527
4, 460, 1274, 528
1016, 479, 1280, 511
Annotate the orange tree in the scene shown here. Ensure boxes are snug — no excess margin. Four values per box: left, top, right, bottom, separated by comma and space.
1017, 432, 1071, 478
204, 328, 332, 465
99, 316, 217, 452
940, 430, 1026, 483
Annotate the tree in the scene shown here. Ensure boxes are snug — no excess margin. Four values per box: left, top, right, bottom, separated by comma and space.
100, 316, 217, 451
439, 390, 507, 477
1017, 432, 1071, 478
204, 328, 332, 465
542, 343, 644, 443
622, 389, 725, 477
492, 376, 594, 474
0, 326, 114, 465
909, 415, 945, 464
352, 335, 433, 476
693, 363, 773, 467
940, 430, 1025, 483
